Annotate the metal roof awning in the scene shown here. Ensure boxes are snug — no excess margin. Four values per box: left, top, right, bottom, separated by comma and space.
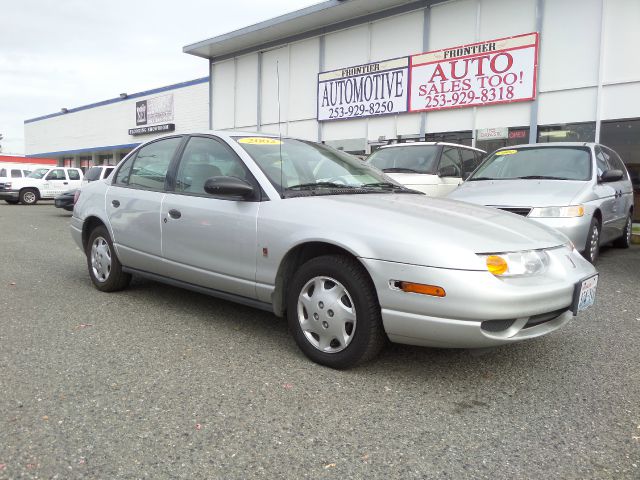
183, 0, 428, 61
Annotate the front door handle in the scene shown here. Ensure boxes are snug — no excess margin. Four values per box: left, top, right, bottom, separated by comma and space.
168, 209, 182, 219
63, 182, 68, 185
111, 200, 120, 208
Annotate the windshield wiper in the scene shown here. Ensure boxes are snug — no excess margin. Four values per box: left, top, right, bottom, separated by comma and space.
468, 176, 500, 181
285, 182, 356, 191
510, 175, 572, 180
381, 167, 421, 174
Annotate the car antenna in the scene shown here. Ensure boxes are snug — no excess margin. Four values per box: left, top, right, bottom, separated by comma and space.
276, 60, 284, 198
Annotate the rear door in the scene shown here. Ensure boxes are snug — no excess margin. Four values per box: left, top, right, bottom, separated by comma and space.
105, 136, 184, 273
161, 135, 261, 299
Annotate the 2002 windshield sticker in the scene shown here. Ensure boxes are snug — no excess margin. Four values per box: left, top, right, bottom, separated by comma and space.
409, 33, 538, 112
317, 57, 409, 121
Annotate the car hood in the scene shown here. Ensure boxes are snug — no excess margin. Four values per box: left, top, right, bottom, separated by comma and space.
448, 179, 588, 207
261, 193, 568, 271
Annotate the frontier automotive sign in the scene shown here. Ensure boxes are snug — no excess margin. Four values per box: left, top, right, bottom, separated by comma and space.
409, 33, 538, 112
317, 57, 409, 121
316, 33, 539, 121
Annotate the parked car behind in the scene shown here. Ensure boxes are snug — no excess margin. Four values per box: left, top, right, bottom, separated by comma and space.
72, 132, 597, 369
0, 166, 83, 205
82, 165, 115, 186
366, 142, 485, 196
449, 143, 634, 263
54, 189, 79, 211
0, 165, 33, 204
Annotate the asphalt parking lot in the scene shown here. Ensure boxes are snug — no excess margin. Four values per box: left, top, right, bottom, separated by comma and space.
0, 202, 638, 479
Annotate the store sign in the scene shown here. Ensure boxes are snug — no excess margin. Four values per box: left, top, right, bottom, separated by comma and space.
509, 129, 528, 139
128, 123, 175, 136
134, 94, 174, 126
409, 33, 538, 112
317, 57, 409, 121
477, 127, 508, 140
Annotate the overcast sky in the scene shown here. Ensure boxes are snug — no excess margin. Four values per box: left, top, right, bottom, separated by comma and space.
0, 0, 321, 155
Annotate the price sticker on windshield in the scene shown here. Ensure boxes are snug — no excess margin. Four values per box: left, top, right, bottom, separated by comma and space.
495, 149, 518, 155
237, 137, 282, 145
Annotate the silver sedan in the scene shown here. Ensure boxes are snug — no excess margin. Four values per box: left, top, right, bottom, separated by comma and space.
71, 132, 598, 368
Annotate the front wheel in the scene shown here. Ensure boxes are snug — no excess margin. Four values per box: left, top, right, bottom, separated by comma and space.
583, 217, 601, 264
86, 226, 131, 292
4, 199, 19, 205
287, 255, 386, 369
20, 189, 38, 205
612, 213, 633, 249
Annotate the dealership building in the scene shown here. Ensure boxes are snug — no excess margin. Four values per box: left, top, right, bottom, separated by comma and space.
24, 0, 640, 192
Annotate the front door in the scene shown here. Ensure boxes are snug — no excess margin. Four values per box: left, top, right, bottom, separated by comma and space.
42, 169, 68, 197
161, 136, 260, 299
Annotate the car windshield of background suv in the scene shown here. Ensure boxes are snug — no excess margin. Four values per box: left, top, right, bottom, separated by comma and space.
27, 168, 49, 179
469, 147, 592, 181
367, 145, 440, 174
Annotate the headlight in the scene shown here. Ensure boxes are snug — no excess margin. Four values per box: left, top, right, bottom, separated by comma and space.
4, 182, 11, 189
478, 250, 551, 277
529, 205, 584, 218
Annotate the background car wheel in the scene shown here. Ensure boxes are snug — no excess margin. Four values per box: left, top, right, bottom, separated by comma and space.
20, 189, 38, 205
612, 213, 633, 249
287, 254, 386, 369
4, 199, 19, 205
86, 226, 131, 292
583, 217, 601, 264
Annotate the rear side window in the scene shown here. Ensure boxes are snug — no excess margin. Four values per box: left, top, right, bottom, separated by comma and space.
84, 167, 102, 182
0, 169, 5, 177
46, 169, 67, 180
11, 169, 22, 178
116, 137, 182, 190
68, 169, 81, 180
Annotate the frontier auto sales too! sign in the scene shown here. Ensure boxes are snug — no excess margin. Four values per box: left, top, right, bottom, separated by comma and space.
317, 33, 539, 121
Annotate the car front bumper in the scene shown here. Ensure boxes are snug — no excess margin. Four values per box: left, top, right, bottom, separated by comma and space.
0, 190, 19, 200
528, 216, 592, 253
360, 245, 597, 348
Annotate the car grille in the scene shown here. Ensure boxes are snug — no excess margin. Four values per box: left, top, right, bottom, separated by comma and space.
481, 308, 570, 333
0, 182, 7, 190
493, 206, 532, 217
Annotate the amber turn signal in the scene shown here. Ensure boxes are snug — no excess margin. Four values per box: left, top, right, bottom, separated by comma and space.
486, 255, 508, 275
398, 281, 446, 297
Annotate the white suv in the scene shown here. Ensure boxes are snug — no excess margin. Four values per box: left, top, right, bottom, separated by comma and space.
0, 166, 83, 205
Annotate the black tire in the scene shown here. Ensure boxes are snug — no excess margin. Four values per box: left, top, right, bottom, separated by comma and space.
86, 225, 131, 292
20, 188, 38, 205
612, 212, 633, 249
582, 217, 601, 264
4, 199, 19, 205
286, 255, 386, 369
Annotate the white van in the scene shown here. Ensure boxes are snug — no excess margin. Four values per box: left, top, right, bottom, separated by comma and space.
366, 142, 486, 197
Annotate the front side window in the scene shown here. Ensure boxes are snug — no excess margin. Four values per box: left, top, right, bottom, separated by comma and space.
68, 169, 81, 180
602, 147, 629, 180
460, 149, 481, 177
11, 169, 22, 178
367, 145, 440, 174
438, 147, 461, 177
176, 137, 251, 195
470, 147, 592, 181
235, 137, 404, 197
117, 137, 182, 190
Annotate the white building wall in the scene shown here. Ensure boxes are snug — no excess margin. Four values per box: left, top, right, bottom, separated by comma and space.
25, 81, 208, 156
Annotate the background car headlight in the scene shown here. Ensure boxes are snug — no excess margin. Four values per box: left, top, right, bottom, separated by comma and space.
478, 250, 551, 276
529, 205, 584, 218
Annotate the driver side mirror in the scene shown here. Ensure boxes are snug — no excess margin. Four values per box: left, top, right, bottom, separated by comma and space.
599, 169, 623, 183
204, 176, 255, 199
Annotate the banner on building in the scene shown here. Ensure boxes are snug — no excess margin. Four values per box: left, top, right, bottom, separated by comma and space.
409, 33, 538, 112
135, 94, 174, 126
317, 57, 409, 121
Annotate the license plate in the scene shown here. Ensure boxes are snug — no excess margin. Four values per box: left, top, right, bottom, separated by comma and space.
572, 274, 598, 315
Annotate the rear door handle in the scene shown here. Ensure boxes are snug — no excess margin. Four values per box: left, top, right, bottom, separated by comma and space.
111, 200, 120, 208
168, 209, 182, 219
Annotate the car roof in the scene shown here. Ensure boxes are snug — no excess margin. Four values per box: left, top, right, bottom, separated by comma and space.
377, 142, 486, 153
497, 142, 597, 149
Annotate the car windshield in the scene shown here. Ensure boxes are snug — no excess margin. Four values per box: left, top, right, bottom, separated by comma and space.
28, 168, 50, 179
367, 145, 440, 174
469, 147, 592, 181
233, 136, 409, 197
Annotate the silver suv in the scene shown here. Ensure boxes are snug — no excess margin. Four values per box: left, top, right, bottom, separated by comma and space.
449, 143, 634, 263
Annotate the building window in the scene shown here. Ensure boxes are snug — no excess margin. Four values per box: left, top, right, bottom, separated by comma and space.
537, 122, 596, 143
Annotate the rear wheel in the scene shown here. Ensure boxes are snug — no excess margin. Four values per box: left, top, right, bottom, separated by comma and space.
20, 188, 38, 205
583, 217, 601, 264
613, 213, 633, 249
287, 255, 386, 369
86, 226, 131, 292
